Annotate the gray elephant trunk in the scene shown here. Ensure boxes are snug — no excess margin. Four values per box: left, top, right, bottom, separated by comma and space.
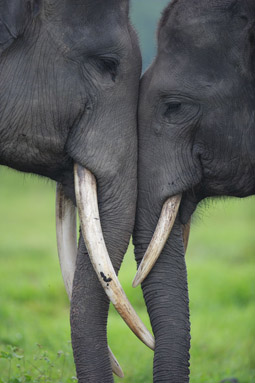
134, 190, 190, 383
71, 236, 112, 382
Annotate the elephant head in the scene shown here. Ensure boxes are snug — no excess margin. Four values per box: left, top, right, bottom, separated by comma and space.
0, 0, 155, 381
134, 0, 255, 381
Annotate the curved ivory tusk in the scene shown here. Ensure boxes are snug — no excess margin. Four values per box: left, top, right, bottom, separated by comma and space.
132, 194, 182, 288
74, 164, 155, 351
56, 183, 124, 378
56, 183, 77, 298
109, 347, 124, 378
182, 219, 191, 253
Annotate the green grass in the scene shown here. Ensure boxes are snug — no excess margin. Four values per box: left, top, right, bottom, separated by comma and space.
0, 166, 254, 382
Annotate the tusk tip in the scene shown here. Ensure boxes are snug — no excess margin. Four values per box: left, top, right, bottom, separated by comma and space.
132, 273, 141, 288
109, 350, 124, 378
116, 370, 125, 379
147, 335, 155, 351
112, 365, 124, 379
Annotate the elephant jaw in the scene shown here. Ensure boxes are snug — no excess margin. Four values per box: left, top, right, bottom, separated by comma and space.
56, 164, 155, 376
132, 194, 190, 287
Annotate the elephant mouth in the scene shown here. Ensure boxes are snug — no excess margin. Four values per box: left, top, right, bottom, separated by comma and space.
55, 164, 154, 377
133, 192, 194, 288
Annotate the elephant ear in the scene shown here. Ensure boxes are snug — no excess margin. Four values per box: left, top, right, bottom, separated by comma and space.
0, 0, 40, 51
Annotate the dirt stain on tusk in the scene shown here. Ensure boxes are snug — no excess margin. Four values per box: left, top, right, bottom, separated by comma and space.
100, 272, 113, 283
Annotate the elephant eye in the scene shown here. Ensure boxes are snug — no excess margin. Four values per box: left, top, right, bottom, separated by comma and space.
164, 102, 182, 118
161, 100, 200, 125
96, 56, 119, 82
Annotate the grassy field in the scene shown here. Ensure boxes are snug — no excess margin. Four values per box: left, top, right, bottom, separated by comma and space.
0, 166, 254, 382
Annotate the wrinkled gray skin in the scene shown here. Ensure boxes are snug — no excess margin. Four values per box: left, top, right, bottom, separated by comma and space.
0, 0, 141, 381
134, 0, 255, 382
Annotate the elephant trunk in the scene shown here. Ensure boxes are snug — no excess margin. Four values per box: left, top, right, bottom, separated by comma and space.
71, 235, 113, 382
134, 189, 190, 382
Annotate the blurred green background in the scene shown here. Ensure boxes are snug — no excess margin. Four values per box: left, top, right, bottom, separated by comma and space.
0, 1, 254, 382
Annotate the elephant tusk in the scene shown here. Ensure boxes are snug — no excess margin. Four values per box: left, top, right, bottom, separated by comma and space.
56, 183, 77, 297
132, 194, 182, 288
74, 164, 155, 351
182, 219, 191, 253
56, 183, 124, 378
109, 347, 124, 378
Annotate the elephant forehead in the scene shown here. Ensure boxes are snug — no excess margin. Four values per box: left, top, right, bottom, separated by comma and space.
142, 55, 234, 103
159, 0, 253, 52
44, 0, 130, 55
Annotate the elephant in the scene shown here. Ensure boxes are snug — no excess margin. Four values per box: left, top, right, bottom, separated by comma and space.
133, 0, 255, 382
0, 0, 155, 381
